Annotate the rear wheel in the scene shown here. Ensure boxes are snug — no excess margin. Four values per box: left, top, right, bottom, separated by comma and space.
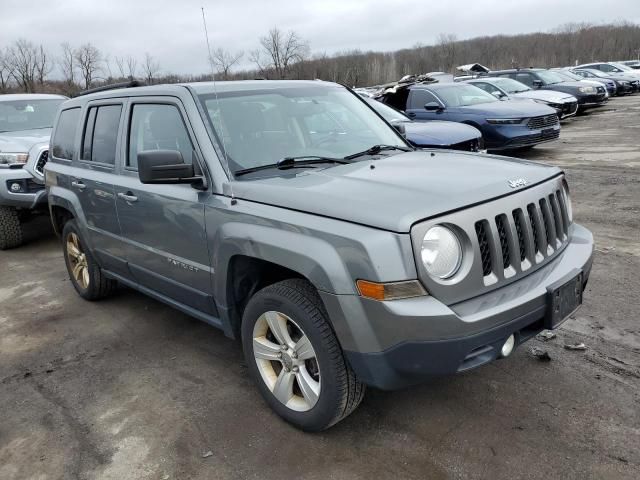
62, 219, 117, 300
0, 206, 23, 250
242, 279, 365, 431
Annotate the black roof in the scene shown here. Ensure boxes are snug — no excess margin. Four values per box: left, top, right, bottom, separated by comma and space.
488, 68, 545, 74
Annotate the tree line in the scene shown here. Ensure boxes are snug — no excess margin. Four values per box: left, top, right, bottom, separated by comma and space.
1, 21, 638, 95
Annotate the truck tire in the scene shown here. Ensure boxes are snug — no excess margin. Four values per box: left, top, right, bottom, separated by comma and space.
62, 219, 117, 300
0, 206, 23, 250
242, 279, 365, 431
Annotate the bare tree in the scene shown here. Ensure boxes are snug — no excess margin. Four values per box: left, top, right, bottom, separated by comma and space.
126, 55, 138, 78
142, 52, 160, 83
210, 48, 243, 80
75, 43, 102, 89
254, 27, 309, 79
0, 48, 13, 92
6, 39, 40, 92
436, 33, 458, 72
115, 55, 138, 79
60, 43, 76, 84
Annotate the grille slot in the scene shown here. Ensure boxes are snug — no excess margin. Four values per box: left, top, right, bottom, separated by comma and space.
35, 150, 49, 175
549, 193, 564, 241
539, 198, 555, 249
495, 215, 510, 269
512, 209, 526, 262
527, 114, 559, 130
527, 204, 541, 254
555, 189, 569, 233
475, 220, 492, 276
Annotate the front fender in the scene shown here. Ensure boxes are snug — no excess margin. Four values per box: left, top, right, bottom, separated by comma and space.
213, 222, 356, 302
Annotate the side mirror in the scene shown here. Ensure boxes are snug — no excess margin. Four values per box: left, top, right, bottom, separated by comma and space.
391, 121, 407, 138
532, 79, 543, 88
424, 102, 443, 111
138, 150, 199, 185
491, 90, 506, 98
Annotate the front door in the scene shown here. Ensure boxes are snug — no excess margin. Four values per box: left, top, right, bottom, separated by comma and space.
114, 99, 215, 315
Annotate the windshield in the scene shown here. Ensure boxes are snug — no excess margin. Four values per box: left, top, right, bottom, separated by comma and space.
582, 69, 607, 78
199, 86, 407, 175
365, 98, 408, 122
489, 78, 531, 93
435, 84, 498, 107
536, 71, 566, 85
555, 70, 582, 81
0, 99, 63, 133
610, 62, 632, 71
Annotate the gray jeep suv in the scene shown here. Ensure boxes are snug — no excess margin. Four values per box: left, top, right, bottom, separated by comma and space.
46, 81, 594, 431
0, 93, 67, 248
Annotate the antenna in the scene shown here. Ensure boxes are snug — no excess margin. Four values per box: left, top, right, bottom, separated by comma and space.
201, 6, 236, 204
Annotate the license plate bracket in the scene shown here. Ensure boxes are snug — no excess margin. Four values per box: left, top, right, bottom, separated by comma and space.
545, 270, 583, 329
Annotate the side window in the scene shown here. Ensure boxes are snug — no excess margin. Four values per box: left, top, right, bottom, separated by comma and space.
128, 104, 194, 170
600, 64, 614, 72
472, 82, 493, 94
515, 73, 534, 87
409, 89, 439, 109
81, 105, 122, 165
52, 108, 81, 160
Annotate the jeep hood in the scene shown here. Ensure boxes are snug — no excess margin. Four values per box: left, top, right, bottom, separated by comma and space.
0, 128, 52, 152
231, 151, 561, 232
404, 121, 480, 146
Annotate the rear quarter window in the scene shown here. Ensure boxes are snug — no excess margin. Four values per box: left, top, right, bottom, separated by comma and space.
52, 108, 81, 160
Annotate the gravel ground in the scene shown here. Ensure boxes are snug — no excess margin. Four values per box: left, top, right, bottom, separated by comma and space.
0, 96, 638, 480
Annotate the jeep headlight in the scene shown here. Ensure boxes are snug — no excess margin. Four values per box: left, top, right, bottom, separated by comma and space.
421, 226, 462, 279
0, 153, 29, 166
578, 86, 596, 93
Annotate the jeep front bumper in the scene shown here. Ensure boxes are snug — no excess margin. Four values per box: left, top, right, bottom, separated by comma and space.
320, 223, 594, 390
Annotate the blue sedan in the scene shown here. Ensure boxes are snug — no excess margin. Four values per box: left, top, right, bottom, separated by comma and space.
363, 97, 484, 152
378, 82, 561, 151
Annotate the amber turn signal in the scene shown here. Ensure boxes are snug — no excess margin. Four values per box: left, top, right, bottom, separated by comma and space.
356, 279, 427, 301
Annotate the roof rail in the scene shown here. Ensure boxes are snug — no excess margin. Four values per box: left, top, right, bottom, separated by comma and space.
75, 80, 145, 97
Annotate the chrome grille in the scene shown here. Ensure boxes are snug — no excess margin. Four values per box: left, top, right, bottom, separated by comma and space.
474, 186, 570, 280
527, 114, 560, 130
35, 150, 49, 175
527, 114, 559, 130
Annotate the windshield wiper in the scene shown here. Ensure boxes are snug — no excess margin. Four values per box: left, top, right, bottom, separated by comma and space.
234, 156, 348, 177
344, 144, 413, 160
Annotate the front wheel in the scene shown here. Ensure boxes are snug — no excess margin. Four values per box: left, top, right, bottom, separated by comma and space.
0, 206, 23, 249
242, 279, 365, 431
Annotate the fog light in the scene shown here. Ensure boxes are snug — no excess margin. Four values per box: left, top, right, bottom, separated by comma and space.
500, 334, 515, 358
10, 182, 23, 193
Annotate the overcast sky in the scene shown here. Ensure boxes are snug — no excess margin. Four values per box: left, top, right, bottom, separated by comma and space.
1, 0, 639, 76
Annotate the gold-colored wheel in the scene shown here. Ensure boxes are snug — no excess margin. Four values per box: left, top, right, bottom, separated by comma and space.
66, 232, 90, 289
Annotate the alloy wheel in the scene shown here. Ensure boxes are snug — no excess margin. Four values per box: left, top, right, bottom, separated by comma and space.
252, 311, 321, 412
66, 232, 90, 289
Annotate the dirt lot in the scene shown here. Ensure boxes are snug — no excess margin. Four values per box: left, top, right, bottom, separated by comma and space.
1, 96, 639, 480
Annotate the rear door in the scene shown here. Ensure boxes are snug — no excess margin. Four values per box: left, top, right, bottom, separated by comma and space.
71, 100, 128, 275
114, 98, 215, 314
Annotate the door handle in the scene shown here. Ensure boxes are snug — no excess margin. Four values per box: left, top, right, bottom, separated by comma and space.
117, 192, 138, 203
407, 112, 416, 118
71, 181, 86, 191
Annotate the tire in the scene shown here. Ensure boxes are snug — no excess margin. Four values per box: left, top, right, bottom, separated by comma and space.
62, 219, 117, 300
0, 206, 23, 250
241, 279, 365, 431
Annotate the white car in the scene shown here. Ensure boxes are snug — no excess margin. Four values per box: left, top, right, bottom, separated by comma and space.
464, 77, 579, 119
